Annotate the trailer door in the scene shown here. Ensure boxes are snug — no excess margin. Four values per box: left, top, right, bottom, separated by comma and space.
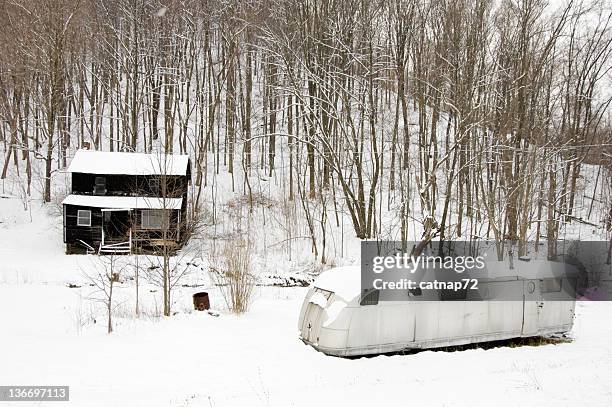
300, 288, 332, 344
301, 303, 324, 343
522, 279, 542, 336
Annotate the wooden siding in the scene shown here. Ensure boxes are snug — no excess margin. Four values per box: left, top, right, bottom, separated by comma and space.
64, 205, 181, 247
63, 204, 103, 244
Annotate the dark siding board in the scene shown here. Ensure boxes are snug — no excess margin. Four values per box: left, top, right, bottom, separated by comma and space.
65, 227, 103, 243
63, 206, 181, 244
64, 205, 103, 227
71, 173, 187, 198
63, 204, 103, 245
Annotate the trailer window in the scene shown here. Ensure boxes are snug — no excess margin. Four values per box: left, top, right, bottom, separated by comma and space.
541, 278, 562, 293
360, 289, 379, 306
409, 287, 422, 297
440, 287, 467, 301
313, 287, 333, 301
77, 210, 91, 227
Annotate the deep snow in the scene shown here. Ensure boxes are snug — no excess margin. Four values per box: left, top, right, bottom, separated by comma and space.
1, 198, 611, 407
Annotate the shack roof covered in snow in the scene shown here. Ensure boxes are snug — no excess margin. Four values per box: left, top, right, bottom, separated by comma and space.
62, 194, 183, 210
67, 150, 190, 176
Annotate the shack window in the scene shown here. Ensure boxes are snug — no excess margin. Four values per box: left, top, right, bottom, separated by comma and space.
77, 210, 91, 227
360, 289, 379, 306
541, 278, 562, 293
94, 177, 107, 195
141, 210, 167, 229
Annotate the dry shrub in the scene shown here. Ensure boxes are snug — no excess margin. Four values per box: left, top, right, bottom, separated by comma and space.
210, 239, 255, 313
227, 192, 275, 210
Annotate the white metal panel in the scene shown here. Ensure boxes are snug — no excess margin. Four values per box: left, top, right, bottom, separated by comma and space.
414, 302, 442, 342
317, 327, 349, 350
346, 305, 382, 348
538, 301, 574, 331
376, 303, 416, 345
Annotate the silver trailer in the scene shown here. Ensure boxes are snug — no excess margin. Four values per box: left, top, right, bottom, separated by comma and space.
298, 262, 577, 357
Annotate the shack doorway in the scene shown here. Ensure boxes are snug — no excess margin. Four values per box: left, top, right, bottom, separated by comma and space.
102, 209, 131, 243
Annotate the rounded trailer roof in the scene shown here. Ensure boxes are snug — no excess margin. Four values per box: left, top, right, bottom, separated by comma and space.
312, 266, 361, 302
312, 260, 579, 302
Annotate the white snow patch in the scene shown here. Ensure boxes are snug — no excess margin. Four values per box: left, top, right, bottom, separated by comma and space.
67, 149, 190, 176
62, 194, 183, 210
323, 300, 347, 327
313, 266, 361, 302
309, 292, 328, 308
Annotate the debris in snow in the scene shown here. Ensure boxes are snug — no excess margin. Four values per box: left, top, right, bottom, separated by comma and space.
181, 283, 208, 288
259, 274, 311, 287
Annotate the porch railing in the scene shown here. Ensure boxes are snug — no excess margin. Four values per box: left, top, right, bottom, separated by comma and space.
99, 229, 132, 255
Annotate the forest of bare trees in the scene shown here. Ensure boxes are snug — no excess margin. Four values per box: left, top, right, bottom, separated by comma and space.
1, 0, 611, 262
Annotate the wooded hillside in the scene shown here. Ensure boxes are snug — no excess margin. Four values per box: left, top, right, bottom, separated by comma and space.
1, 0, 611, 261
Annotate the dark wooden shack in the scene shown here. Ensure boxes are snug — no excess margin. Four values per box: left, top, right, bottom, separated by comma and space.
62, 149, 191, 254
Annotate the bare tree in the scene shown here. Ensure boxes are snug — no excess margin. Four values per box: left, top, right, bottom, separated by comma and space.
83, 254, 124, 334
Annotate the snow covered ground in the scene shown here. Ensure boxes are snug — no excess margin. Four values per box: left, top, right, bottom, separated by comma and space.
1, 198, 612, 407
